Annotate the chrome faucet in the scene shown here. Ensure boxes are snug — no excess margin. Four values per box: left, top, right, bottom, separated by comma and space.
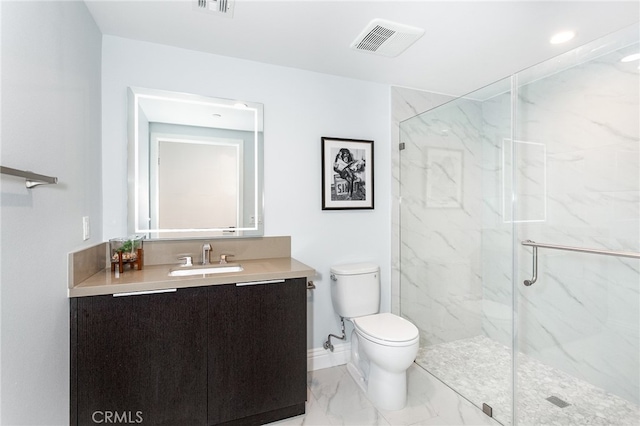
202, 243, 211, 265
178, 256, 193, 267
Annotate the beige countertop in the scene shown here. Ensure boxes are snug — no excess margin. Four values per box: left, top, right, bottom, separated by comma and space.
69, 257, 316, 298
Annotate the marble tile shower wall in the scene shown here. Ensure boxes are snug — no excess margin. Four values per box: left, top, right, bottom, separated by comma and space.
400, 42, 639, 405
479, 45, 640, 404
399, 98, 486, 346
509, 45, 639, 404
478, 90, 513, 349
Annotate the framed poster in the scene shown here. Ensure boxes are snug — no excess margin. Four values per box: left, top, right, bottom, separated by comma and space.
321, 137, 374, 210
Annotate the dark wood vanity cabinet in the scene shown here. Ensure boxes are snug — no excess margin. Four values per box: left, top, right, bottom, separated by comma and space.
70, 278, 307, 426
208, 278, 307, 425
71, 287, 208, 425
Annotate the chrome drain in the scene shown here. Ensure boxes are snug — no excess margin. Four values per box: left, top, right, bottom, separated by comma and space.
546, 396, 570, 408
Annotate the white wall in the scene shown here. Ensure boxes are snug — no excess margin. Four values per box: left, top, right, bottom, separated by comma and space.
0, 1, 102, 424
101, 36, 392, 351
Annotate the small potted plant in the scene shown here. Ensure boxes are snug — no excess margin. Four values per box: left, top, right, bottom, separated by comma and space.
110, 235, 143, 273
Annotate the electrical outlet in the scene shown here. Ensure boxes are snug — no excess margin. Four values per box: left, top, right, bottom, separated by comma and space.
82, 216, 90, 240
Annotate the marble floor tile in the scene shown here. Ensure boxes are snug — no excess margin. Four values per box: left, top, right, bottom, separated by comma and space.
268, 390, 333, 426
268, 363, 499, 426
270, 335, 639, 426
416, 335, 640, 426
308, 365, 390, 425
378, 365, 498, 426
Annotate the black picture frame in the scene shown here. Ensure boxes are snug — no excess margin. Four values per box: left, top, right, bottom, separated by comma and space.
321, 137, 374, 210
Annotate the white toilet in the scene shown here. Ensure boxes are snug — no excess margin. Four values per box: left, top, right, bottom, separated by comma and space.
330, 262, 419, 411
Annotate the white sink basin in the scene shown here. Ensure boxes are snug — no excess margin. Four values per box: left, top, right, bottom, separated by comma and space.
168, 264, 243, 277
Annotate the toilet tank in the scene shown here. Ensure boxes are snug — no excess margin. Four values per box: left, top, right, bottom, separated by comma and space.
330, 263, 380, 318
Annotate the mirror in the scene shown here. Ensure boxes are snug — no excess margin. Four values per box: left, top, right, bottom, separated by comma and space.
127, 87, 264, 239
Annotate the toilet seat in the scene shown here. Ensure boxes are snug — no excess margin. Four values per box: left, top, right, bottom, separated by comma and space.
352, 313, 419, 346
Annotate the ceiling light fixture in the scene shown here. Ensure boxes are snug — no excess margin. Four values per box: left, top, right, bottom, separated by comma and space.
550, 30, 576, 45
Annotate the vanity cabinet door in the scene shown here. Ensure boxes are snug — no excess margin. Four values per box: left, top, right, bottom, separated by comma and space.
208, 278, 307, 425
72, 288, 207, 426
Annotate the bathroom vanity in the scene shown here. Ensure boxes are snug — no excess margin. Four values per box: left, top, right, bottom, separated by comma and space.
68, 237, 314, 426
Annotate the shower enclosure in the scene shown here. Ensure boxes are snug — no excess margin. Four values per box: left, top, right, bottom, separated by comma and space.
399, 24, 639, 425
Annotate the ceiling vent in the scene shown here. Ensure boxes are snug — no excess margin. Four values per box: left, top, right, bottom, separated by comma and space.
350, 19, 424, 57
194, 0, 235, 18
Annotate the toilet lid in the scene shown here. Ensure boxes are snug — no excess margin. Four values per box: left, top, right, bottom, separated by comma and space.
353, 313, 419, 343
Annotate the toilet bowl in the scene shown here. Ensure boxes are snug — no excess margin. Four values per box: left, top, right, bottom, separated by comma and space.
348, 313, 419, 410
329, 263, 419, 411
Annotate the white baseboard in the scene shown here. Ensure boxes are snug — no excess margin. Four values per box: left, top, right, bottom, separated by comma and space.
307, 342, 351, 371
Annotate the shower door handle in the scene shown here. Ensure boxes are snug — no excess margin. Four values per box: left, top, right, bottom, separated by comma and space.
523, 241, 538, 286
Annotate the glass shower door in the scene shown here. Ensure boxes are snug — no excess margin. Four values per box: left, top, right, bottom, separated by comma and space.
399, 22, 639, 426
512, 25, 640, 425
399, 77, 516, 425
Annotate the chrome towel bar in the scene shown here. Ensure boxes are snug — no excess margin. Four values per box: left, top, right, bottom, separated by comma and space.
521, 240, 640, 286
0, 166, 58, 188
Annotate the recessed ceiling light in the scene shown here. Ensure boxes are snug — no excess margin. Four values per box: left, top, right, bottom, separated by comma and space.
621, 53, 640, 62
212, 113, 222, 118
550, 30, 575, 45
233, 102, 248, 109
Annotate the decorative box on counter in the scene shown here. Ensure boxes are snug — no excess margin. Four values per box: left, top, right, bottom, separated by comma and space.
110, 235, 144, 273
